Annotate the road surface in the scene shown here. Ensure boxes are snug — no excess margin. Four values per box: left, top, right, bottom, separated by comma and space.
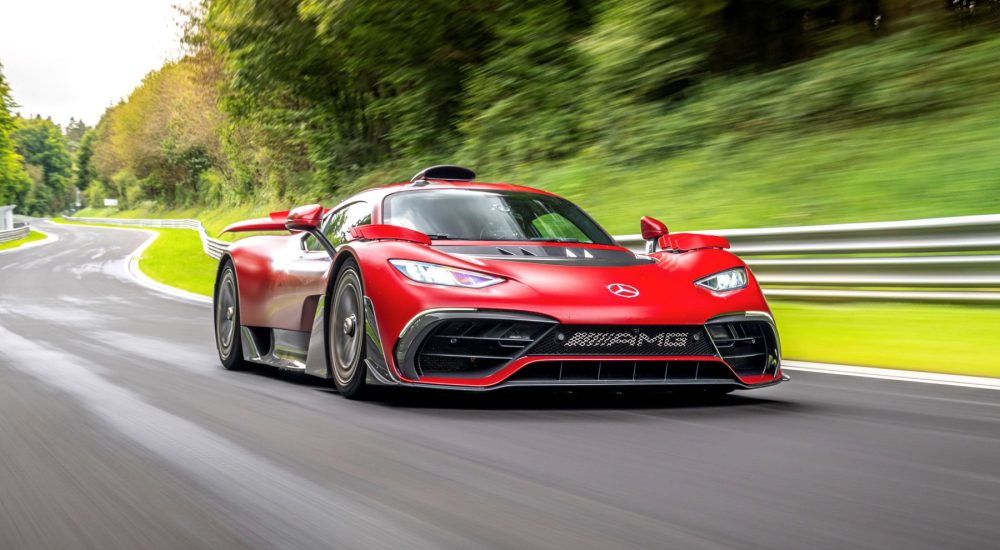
1, 221, 998, 549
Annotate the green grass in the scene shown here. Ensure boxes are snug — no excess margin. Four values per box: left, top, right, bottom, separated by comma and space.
0, 230, 47, 251
509, 104, 1000, 234
52, 218, 217, 296
771, 301, 1000, 378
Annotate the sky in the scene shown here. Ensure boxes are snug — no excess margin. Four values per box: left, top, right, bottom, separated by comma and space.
0, 0, 187, 128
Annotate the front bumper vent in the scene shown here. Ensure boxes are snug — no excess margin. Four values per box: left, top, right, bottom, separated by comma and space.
416, 318, 552, 377
706, 319, 780, 377
506, 360, 735, 385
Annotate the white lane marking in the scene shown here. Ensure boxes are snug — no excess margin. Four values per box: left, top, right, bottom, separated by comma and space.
783, 361, 1000, 391
0, 225, 58, 257
126, 230, 212, 305
52, 221, 211, 306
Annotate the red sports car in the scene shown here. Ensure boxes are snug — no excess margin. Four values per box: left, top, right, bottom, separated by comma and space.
214, 166, 785, 398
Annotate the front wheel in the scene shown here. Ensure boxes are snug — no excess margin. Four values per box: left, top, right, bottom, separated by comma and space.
214, 261, 250, 370
328, 260, 370, 399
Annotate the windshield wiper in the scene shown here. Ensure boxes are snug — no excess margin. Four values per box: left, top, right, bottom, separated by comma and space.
529, 237, 581, 243
425, 234, 454, 240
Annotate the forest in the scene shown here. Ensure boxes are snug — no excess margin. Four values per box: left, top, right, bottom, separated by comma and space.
1, 0, 999, 229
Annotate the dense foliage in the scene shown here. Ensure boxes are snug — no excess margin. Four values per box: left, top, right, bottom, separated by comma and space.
1, 63, 83, 215
0, 64, 31, 209
54, 1, 1000, 219
11, 117, 75, 214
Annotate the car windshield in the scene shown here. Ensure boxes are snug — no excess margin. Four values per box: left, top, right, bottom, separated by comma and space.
383, 189, 615, 245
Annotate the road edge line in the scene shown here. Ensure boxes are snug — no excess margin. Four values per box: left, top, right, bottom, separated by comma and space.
782, 360, 1000, 391
53, 220, 212, 306
126, 230, 212, 306
0, 226, 58, 255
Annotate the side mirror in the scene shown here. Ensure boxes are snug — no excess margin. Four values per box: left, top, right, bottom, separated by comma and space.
285, 204, 324, 231
639, 216, 669, 253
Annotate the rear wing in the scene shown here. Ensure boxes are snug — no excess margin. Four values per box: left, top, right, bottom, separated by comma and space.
220, 210, 290, 235
219, 206, 332, 236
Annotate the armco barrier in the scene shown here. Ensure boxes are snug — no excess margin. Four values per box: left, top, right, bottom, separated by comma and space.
67, 216, 230, 260
0, 222, 30, 244
64, 214, 1000, 302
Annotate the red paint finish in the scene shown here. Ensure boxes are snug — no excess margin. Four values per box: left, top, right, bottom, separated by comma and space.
660, 232, 731, 252
221, 218, 289, 235
349, 224, 432, 245
349, 240, 774, 386
221, 177, 783, 390
228, 234, 329, 331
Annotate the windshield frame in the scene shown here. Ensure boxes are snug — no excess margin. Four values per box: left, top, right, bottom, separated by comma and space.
381, 188, 617, 245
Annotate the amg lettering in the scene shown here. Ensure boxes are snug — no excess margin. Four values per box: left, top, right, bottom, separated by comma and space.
564, 331, 688, 348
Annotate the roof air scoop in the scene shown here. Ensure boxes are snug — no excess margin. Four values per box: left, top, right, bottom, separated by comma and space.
410, 165, 476, 185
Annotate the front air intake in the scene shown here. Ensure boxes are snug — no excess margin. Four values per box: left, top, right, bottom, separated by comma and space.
706, 319, 780, 377
415, 318, 552, 377
506, 360, 736, 385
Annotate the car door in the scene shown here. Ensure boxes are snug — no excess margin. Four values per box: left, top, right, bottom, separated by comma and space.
270, 201, 372, 332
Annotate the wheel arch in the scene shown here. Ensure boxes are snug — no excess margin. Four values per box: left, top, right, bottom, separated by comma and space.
325, 247, 363, 296
304, 247, 364, 379
215, 250, 243, 303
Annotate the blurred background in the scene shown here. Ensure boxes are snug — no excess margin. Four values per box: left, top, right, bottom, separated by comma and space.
1, 0, 998, 375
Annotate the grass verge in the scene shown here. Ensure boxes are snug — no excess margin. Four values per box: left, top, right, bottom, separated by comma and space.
771, 301, 1000, 378
0, 230, 47, 251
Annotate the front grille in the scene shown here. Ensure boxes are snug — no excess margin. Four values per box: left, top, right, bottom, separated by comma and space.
506, 360, 735, 384
526, 325, 716, 357
416, 318, 552, 377
707, 320, 779, 377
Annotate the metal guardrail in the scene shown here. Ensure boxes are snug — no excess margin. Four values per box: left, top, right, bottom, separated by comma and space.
616, 214, 1000, 302
64, 214, 1000, 302
67, 216, 231, 260
0, 222, 30, 244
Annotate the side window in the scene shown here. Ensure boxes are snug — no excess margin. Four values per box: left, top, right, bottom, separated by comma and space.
305, 202, 371, 251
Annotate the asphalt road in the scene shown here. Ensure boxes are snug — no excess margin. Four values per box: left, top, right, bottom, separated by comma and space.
1, 220, 998, 550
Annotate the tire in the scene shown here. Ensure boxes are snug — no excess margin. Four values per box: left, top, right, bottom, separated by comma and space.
328, 260, 370, 399
214, 260, 250, 370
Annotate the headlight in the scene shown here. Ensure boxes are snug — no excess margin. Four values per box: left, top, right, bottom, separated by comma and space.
695, 267, 748, 292
389, 259, 505, 288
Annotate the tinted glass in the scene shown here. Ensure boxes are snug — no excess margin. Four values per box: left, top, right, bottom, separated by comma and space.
383, 190, 613, 244
305, 201, 371, 251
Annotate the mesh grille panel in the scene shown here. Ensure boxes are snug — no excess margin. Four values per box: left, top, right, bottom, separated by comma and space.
527, 325, 716, 357
416, 318, 552, 377
506, 360, 735, 384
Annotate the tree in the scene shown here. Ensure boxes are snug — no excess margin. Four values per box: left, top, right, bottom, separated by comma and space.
460, 1, 594, 167
89, 54, 225, 206
206, 0, 492, 192
64, 117, 90, 153
0, 62, 30, 207
12, 116, 74, 214
74, 129, 97, 191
